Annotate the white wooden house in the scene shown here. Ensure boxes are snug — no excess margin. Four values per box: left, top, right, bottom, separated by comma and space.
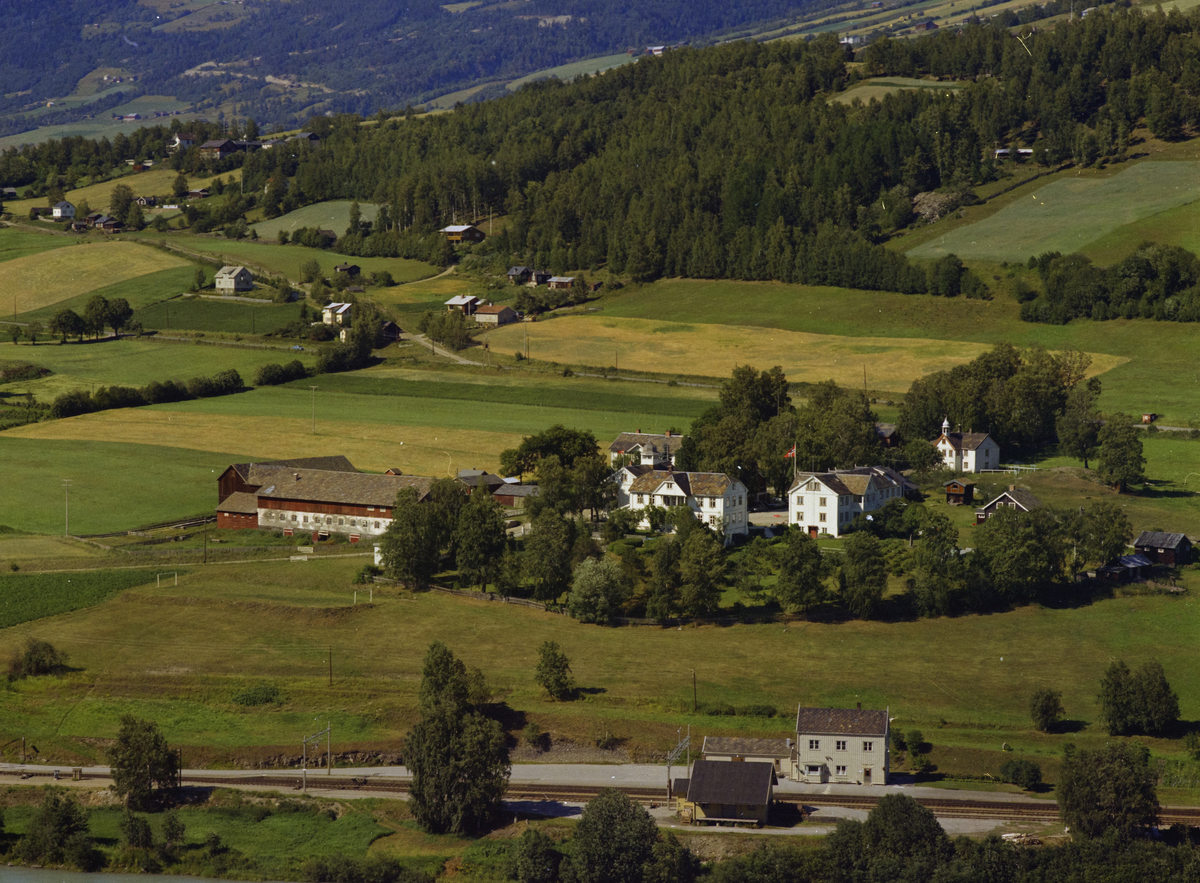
788, 467, 904, 538
933, 418, 999, 473
323, 302, 353, 325
215, 265, 254, 293
794, 706, 890, 785
623, 470, 748, 536
52, 201, 75, 220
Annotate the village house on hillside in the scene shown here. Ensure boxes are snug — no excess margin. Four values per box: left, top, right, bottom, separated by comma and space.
788, 466, 906, 538
52, 201, 75, 220
445, 295, 480, 315
323, 302, 352, 325
440, 224, 486, 244
794, 705, 890, 785
676, 759, 775, 827
933, 418, 999, 473
473, 304, 518, 326
215, 265, 254, 293
215, 457, 433, 541
622, 470, 748, 536
974, 486, 1042, 523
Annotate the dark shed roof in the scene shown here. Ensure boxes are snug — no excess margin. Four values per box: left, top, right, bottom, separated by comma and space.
1135, 531, 1190, 550
686, 760, 774, 806
701, 737, 791, 758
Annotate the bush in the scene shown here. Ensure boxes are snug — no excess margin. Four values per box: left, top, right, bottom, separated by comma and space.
255, 360, 308, 386
353, 564, 382, 584
522, 721, 548, 751
1030, 688, 1065, 732
232, 683, 283, 706
8, 637, 68, 681
302, 855, 432, 883
905, 729, 926, 755
706, 703, 736, 716
1000, 758, 1043, 791
736, 704, 778, 718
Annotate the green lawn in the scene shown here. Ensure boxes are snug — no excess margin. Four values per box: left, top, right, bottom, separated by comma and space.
136, 296, 306, 334
906, 161, 1200, 263
0, 227, 74, 265
251, 200, 380, 240
0, 437, 253, 534
0, 568, 167, 628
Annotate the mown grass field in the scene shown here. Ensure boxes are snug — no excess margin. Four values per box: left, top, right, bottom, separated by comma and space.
593, 278, 1199, 423
831, 77, 965, 105
0, 437, 254, 534
0, 227, 75, 264
251, 200, 380, 240
486, 313, 1076, 392
2, 240, 191, 314
13, 266, 197, 326
907, 160, 1200, 263
0, 553, 1196, 784
137, 233, 435, 284
0, 337, 316, 401
135, 296, 306, 334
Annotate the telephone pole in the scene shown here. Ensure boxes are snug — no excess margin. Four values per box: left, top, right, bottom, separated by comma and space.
62, 479, 72, 536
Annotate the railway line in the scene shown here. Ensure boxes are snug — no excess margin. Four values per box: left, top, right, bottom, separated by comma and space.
8, 769, 1200, 827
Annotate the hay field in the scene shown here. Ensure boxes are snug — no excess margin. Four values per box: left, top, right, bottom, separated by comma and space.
14, 266, 196, 326
907, 161, 1200, 263
485, 314, 1125, 391
0, 228, 74, 264
250, 200, 380, 240
3, 241, 190, 314
3, 410, 521, 486
4, 168, 239, 217
831, 77, 964, 105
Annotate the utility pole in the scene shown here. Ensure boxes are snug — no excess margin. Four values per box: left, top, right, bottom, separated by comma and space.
203, 526, 208, 564
692, 669, 697, 713
303, 723, 332, 791
62, 479, 72, 536
309, 385, 318, 433
328, 645, 332, 687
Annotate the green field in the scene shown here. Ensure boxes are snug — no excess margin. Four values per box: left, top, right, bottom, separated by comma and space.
4, 168, 238, 218
135, 296, 306, 334
251, 200, 381, 240
505, 53, 637, 91
0, 553, 1196, 785
0, 437, 255, 534
906, 161, 1200, 263
0, 568, 166, 628
137, 233, 436, 285
0, 337, 316, 401
0, 227, 75, 264
13, 266, 197, 326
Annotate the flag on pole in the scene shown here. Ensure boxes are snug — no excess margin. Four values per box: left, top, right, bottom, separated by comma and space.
784, 445, 796, 459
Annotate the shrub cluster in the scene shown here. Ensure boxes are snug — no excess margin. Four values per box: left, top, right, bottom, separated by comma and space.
705, 703, 779, 717
50, 369, 245, 419
231, 684, 283, 706
253, 359, 308, 386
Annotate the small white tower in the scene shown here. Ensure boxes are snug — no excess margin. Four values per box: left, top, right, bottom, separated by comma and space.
941, 416, 951, 435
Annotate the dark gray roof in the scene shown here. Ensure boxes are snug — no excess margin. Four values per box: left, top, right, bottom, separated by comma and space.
686, 760, 774, 806
975, 488, 1042, 513
257, 469, 434, 507
609, 432, 685, 456
796, 706, 888, 736
233, 456, 358, 483
216, 491, 259, 515
495, 484, 540, 498
1135, 531, 1191, 550
941, 431, 993, 452
701, 737, 791, 758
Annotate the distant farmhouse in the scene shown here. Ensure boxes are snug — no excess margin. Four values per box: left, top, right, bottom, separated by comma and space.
974, 486, 1042, 523
323, 302, 352, 325
1133, 530, 1193, 566
215, 265, 254, 293
473, 304, 518, 326
52, 201, 75, 220
609, 430, 685, 469
933, 418, 999, 473
215, 457, 433, 541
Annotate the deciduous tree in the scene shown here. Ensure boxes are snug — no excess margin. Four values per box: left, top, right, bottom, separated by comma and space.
1058, 742, 1158, 840
535, 640, 574, 700
840, 531, 887, 619
108, 714, 177, 809
453, 485, 506, 590
571, 789, 659, 883
1097, 414, 1146, 492
568, 556, 628, 624
1030, 688, 1065, 732
774, 529, 826, 613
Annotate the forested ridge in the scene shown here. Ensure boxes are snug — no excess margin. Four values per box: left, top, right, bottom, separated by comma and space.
232, 8, 1200, 292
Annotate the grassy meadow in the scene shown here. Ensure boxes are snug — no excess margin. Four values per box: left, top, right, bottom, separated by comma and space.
3, 168, 240, 217
2, 240, 191, 314
906, 161, 1200, 263
0, 553, 1197, 786
251, 200, 381, 240
12, 266, 198, 327
135, 296, 306, 334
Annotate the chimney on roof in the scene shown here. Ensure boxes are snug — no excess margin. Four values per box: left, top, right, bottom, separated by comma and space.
294, 473, 300, 481
637, 428, 641, 434
857, 702, 861, 710
1009, 485, 1015, 492
666, 429, 672, 437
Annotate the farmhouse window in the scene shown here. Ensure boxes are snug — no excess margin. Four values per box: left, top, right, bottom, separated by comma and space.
863, 741, 873, 752
338, 518, 344, 525
303, 515, 308, 523
836, 740, 847, 751
291, 514, 297, 522
326, 517, 332, 524
807, 764, 821, 777
819, 514, 826, 523
637, 494, 644, 504
368, 507, 375, 512
836, 765, 847, 777
374, 522, 380, 529
819, 497, 827, 507
808, 740, 820, 750
709, 515, 718, 526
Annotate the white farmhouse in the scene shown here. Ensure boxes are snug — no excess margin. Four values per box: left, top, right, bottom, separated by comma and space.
624, 470, 748, 537
794, 705, 890, 785
323, 302, 352, 325
933, 418, 999, 473
788, 467, 905, 538
608, 431, 685, 468
215, 265, 254, 293
52, 201, 75, 220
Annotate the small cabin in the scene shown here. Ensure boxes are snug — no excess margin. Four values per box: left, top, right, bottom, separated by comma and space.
944, 480, 975, 506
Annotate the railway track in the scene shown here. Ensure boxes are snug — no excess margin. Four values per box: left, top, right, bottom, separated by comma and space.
13, 770, 1200, 826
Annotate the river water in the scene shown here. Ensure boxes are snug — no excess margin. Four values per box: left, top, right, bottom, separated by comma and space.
0, 870, 280, 883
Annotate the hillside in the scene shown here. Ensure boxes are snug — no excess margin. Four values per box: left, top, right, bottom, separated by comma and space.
0, 0, 846, 140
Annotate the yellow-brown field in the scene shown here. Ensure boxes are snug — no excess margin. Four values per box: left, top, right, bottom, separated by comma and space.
485, 315, 1128, 390
3, 410, 520, 477
4, 241, 190, 313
